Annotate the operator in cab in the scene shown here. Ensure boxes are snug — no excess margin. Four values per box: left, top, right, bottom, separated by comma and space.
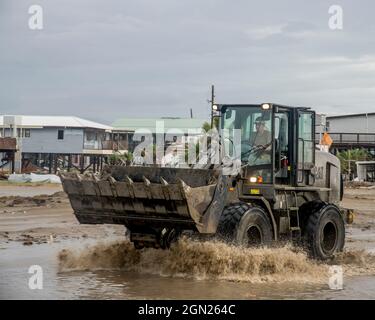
248, 116, 272, 165
251, 117, 271, 147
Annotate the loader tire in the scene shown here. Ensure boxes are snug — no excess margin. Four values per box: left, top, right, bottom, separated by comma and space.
304, 204, 345, 260
217, 203, 273, 247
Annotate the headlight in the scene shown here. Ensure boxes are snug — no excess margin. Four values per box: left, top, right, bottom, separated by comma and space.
250, 176, 257, 183
250, 176, 263, 183
261, 103, 270, 110
212, 104, 218, 111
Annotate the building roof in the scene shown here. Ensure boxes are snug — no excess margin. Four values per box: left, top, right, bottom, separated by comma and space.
327, 112, 375, 120
112, 117, 207, 133
0, 115, 112, 131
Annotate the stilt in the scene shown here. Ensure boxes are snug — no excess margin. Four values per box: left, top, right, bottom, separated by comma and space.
93, 156, 97, 173
49, 153, 52, 174
80, 155, 84, 174
68, 154, 72, 172
11, 151, 15, 173
53, 154, 58, 173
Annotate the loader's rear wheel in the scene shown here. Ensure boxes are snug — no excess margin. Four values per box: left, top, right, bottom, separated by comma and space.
304, 204, 345, 260
217, 203, 273, 247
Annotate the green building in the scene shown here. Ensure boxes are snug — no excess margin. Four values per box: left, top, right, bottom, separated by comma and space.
111, 117, 207, 152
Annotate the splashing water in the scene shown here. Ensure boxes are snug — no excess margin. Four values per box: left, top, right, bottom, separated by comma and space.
59, 238, 342, 284
332, 250, 375, 277
58, 237, 375, 284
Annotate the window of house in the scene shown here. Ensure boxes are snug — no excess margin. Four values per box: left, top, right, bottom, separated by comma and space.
24, 129, 31, 138
58, 129, 64, 140
85, 131, 97, 141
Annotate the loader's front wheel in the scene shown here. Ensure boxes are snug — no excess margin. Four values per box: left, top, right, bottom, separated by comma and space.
304, 204, 345, 260
217, 203, 273, 247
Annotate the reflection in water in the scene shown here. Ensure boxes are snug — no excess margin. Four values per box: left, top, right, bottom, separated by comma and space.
56, 270, 327, 300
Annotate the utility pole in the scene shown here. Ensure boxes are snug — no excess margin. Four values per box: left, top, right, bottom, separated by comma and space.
209, 85, 215, 128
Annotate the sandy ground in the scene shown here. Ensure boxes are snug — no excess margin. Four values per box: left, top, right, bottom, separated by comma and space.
0, 181, 63, 197
342, 188, 375, 229
0, 183, 125, 247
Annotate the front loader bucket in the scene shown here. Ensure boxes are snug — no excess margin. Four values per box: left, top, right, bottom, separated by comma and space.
60, 166, 229, 234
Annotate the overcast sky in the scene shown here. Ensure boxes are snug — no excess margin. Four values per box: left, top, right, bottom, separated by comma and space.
1, 0, 375, 124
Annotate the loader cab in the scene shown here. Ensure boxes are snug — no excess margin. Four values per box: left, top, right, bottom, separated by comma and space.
218, 103, 315, 189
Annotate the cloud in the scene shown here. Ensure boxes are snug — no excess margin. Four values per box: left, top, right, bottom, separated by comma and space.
0, 0, 375, 123
245, 24, 286, 40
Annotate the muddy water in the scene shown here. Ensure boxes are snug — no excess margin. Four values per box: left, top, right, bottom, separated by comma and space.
1, 238, 375, 300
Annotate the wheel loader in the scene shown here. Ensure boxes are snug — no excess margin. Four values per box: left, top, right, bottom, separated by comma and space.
60, 103, 353, 260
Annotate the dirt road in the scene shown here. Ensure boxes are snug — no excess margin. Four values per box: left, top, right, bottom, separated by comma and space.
0, 183, 374, 299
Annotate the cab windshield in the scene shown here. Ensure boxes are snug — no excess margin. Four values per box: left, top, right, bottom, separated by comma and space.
221, 105, 273, 182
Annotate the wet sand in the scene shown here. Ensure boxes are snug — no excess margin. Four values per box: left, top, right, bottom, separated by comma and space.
0, 183, 375, 299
